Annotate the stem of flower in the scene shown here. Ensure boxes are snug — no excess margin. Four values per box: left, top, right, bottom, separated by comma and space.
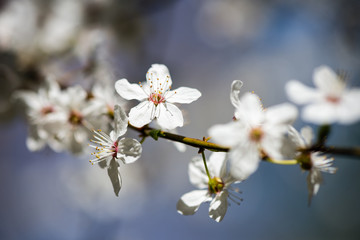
139, 136, 147, 144
265, 158, 298, 165
201, 151, 212, 181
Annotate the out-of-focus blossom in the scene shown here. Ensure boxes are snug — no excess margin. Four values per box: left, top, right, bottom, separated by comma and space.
89, 105, 142, 196
14, 77, 64, 151
0, 0, 37, 52
53, 84, 105, 155
177, 152, 241, 222
37, 0, 83, 54
209, 88, 298, 180
115, 64, 201, 130
287, 126, 337, 205
91, 82, 127, 119
286, 65, 360, 125
0, 0, 82, 61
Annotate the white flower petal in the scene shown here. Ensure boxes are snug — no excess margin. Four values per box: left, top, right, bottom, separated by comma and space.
26, 135, 46, 151
307, 169, 322, 205
300, 126, 313, 146
166, 87, 201, 104
128, 101, 154, 128
74, 127, 89, 143
337, 89, 360, 124
285, 80, 319, 105
117, 138, 142, 164
313, 65, 345, 96
146, 64, 172, 90
113, 105, 128, 138
208, 152, 227, 178
265, 103, 298, 125
156, 103, 183, 130
208, 121, 244, 147
115, 78, 148, 101
236, 93, 264, 125
261, 132, 284, 159
280, 131, 298, 159
230, 80, 243, 108
230, 144, 260, 180
176, 190, 210, 216
173, 141, 186, 152
209, 190, 228, 222
107, 158, 121, 196
189, 156, 209, 189
287, 125, 305, 148
302, 103, 337, 124
82, 100, 104, 116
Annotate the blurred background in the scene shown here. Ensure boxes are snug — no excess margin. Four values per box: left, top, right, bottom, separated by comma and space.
1, 0, 360, 239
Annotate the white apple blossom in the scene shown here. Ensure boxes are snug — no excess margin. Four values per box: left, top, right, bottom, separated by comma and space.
89, 105, 142, 196
115, 64, 201, 130
287, 126, 337, 205
286, 65, 360, 125
177, 152, 242, 222
14, 77, 64, 151
209, 89, 298, 180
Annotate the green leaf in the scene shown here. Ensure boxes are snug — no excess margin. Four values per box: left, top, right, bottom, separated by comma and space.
149, 129, 162, 141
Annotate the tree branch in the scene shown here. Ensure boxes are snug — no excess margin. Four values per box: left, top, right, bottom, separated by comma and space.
129, 124, 229, 152
129, 124, 360, 158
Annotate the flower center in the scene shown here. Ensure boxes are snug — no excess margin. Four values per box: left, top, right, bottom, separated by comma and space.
149, 93, 165, 106
111, 141, 118, 158
41, 106, 54, 115
68, 110, 83, 125
249, 127, 264, 142
326, 96, 340, 104
208, 176, 225, 194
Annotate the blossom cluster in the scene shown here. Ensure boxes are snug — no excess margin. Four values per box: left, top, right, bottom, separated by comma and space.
15, 63, 360, 223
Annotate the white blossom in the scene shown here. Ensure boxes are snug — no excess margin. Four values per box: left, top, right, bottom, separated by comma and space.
14, 77, 64, 151
0, 0, 82, 58
115, 64, 201, 130
177, 152, 242, 222
52, 84, 105, 155
287, 126, 337, 204
89, 105, 142, 196
91, 82, 127, 119
286, 65, 360, 124
209, 89, 298, 180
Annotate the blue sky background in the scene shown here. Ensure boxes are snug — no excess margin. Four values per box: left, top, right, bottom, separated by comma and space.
1, 0, 360, 239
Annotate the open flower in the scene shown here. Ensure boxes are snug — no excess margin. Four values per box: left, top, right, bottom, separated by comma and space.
286, 65, 360, 124
51, 84, 106, 155
287, 126, 337, 205
209, 91, 298, 180
14, 77, 64, 151
115, 64, 201, 130
89, 105, 142, 196
177, 152, 242, 222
